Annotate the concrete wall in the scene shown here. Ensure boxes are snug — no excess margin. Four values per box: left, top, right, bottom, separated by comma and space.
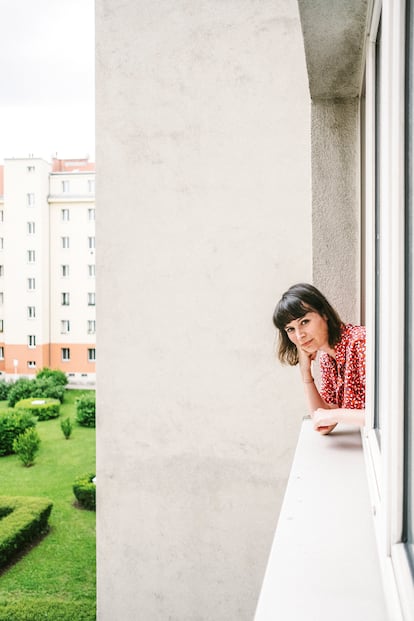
96, 1, 311, 619
312, 99, 361, 322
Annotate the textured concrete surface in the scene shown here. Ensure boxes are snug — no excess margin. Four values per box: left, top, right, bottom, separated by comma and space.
96, 1, 312, 619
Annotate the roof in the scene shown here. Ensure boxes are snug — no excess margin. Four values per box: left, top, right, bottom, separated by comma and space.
52, 158, 95, 173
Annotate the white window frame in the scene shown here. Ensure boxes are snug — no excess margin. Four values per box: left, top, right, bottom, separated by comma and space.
0, 347, 4, 360
28, 335, 36, 348
88, 208, 95, 221
87, 320, 96, 334
61, 292, 70, 306
61, 347, 70, 361
61, 208, 70, 221
88, 236, 95, 249
62, 180, 70, 193
28, 277, 35, 290
88, 179, 95, 193
88, 292, 95, 306
27, 193, 35, 207
61, 236, 70, 249
362, 2, 414, 619
61, 264, 69, 278
60, 320, 70, 334
27, 221, 35, 235
88, 264, 95, 277
27, 250, 35, 264
27, 306, 35, 319
88, 348, 96, 362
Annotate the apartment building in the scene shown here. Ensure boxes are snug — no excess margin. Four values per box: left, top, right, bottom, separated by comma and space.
0, 156, 96, 383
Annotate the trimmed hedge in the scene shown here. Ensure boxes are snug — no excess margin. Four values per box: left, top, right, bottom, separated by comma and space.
0, 496, 53, 568
0, 597, 95, 621
0, 410, 36, 456
15, 398, 60, 421
8, 374, 66, 408
73, 473, 96, 510
75, 394, 95, 428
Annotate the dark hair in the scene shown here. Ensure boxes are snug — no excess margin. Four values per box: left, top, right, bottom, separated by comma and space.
273, 283, 343, 365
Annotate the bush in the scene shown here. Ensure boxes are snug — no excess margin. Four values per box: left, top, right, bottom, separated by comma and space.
13, 428, 41, 467
0, 410, 36, 456
76, 394, 96, 428
60, 417, 73, 439
36, 367, 68, 387
15, 398, 60, 421
8, 376, 66, 409
73, 473, 96, 510
0, 496, 53, 568
0, 380, 11, 401
8, 378, 34, 408
31, 377, 66, 403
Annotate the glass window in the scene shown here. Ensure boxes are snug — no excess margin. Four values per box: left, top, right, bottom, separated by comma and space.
61, 347, 70, 361
61, 292, 70, 306
27, 221, 35, 234
88, 292, 95, 306
60, 320, 70, 334
27, 361, 36, 368
28, 277, 35, 290
88, 264, 95, 277
88, 179, 95, 193
0, 347, 4, 360
27, 250, 35, 263
61, 265, 69, 277
27, 306, 35, 318
87, 320, 96, 334
62, 180, 70, 193
62, 208, 70, 221
404, 0, 414, 568
88, 236, 95, 249
28, 335, 36, 348
88, 348, 96, 362
88, 208, 95, 221
27, 193, 35, 207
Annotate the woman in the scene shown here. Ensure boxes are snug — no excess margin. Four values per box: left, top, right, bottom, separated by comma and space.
273, 283, 366, 434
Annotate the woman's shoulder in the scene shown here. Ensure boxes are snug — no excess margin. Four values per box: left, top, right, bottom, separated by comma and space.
342, 323, 366, 346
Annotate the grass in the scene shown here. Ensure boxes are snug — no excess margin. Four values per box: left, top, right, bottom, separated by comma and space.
0, 389, 96, 620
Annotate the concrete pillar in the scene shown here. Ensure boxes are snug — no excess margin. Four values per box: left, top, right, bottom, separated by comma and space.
96, 1, 311, 619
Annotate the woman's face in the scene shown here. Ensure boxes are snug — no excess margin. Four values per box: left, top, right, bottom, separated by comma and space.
284, 311, 329, 354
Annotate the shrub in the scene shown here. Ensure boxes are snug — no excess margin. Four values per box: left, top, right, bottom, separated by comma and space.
73, 473, 96, 510
36, 367, 68, 387
31, 377, 66, 403
0, 410, 36, 456
13, 428, 41, 467
60, 417, 73, 439
0, 380, 11, 401
0, 496, 53, 568
8, 378, 34, 408
76, 394, 96, 428
15, 397, 60, 421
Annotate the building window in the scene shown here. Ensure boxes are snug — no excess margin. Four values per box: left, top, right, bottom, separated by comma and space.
88, 236, 95, 249
88, 264, 95, 277
0, 320, 3, 332
27, 250, 35, 263
0, 266, 4, 277
88, 208, 95, 221
0, 293, 3, 305
27, 306, 35, 319
28, 277, 35, 290
27, 361, 36, 368
61, 208, 70, 221
88, 179, 95, 193
61, 292, 70, 306
61, 347, 70, 361
62, 180, 70, 193
27, 166, 35, 173
61, 264, 69, 277
88, 348, 96, 362
0, 238, 3, 250
61, 236, 70, 249
87, 320, 96, 334
87, 292, 95, 306
27, 221, 35, 234
0, 210, 3, 222
28, 335, 36, 348
27, 193, 35, 207
0, 347, 4, 360
60, 320, 70, 334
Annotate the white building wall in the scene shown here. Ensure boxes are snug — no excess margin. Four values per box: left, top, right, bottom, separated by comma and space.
96, 1, 311, 620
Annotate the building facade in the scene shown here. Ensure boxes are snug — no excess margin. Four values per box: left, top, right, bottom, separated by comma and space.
0, 156, 96, 383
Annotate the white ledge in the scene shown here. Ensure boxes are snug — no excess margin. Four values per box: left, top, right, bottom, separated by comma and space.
254, 419, 389, 621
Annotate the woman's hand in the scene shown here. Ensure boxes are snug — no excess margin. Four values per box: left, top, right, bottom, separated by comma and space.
312, 407, 366, 433
297, 346, 316, 380
312, 408, 340, 433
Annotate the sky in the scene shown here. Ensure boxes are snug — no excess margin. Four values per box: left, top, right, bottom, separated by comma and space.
0, 0, 95, 163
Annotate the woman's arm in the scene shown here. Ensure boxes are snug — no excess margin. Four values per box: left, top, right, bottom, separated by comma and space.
312, 407, 365, 430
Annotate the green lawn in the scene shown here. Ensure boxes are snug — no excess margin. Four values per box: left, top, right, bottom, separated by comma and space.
0, 390, 96, 621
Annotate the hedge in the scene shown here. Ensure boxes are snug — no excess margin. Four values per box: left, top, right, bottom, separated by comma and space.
75, 394, 96, 428
0, 410, 36, 456
0, 597, 95, 621
73, 473, 96, 510
15, 398, 60, 421
0, 496, 53, 568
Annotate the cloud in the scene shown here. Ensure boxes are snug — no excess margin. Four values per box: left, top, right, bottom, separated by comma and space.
0, 0, 94, 160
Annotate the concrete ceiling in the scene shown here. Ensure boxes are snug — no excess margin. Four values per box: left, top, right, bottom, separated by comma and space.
297, 0, 369, 99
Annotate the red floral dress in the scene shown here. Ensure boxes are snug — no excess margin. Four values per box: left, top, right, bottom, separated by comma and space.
319, 324, 366, 409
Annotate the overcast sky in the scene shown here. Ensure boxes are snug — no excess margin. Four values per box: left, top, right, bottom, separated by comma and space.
0, 0, 95, 163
